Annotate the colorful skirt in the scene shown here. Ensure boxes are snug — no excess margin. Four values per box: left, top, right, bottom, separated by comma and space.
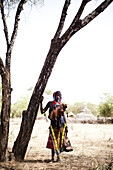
46, 124, 67, 154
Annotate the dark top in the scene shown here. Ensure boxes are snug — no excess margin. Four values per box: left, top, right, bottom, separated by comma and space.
43, 101, 66, 128
43, 101, 55, 115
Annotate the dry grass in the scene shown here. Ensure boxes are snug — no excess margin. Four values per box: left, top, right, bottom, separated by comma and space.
0, 118, 113, 169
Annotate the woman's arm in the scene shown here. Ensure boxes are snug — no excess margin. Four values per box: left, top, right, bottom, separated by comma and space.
40, 96, 45, 114
40, 97, 50, 114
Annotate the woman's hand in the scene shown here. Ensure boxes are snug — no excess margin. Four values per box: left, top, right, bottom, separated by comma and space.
40, 96, 44, 103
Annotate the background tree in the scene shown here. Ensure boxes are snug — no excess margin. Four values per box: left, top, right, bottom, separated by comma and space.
67, 102, 85, 114
11, 88, 51, 118
98, 93, 113, 117
67, 102, 98, 115
87, 103, 99, 116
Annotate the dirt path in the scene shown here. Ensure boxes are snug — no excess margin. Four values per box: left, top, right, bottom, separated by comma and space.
0, 118, 113, 169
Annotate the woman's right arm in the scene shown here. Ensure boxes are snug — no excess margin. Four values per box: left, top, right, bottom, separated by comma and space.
40, 97, 50, 114
39, 96, 44, 114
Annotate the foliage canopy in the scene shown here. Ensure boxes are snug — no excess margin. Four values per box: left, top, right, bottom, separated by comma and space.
1, 0, 43, 16
98, 93, 113, 117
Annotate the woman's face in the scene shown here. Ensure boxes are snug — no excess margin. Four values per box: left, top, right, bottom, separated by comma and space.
55, 92, 61, 102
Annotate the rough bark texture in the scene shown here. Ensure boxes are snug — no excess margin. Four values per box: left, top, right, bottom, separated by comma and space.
0, 0, 27, 162
0, 68, 11, 161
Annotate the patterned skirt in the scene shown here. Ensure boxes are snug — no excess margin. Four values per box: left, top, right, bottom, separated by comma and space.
46, 124, 67, 155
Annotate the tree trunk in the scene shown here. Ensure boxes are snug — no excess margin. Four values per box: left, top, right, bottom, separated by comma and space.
12, 39, 62, 160
12, 109, 38, 161
0, 0, 27, 162
0, 70, 11, 161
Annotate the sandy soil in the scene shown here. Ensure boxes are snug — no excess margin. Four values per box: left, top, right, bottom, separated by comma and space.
0, 117, 113, 170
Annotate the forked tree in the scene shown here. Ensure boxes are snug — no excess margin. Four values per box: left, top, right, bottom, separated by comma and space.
0, 0, 113, 161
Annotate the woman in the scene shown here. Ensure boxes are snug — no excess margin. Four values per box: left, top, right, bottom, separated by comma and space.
40, 91, 67, 162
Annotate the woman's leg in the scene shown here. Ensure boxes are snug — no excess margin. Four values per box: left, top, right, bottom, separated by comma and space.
51, 149, 55, 161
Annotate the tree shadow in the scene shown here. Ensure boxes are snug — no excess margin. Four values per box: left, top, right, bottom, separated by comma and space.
24, 159, 52, 163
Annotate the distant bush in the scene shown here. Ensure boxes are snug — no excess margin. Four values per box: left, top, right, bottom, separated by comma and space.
67, 102, 98, 116
87, 103, 99, 116
67, 102, 85, 115
11, 95, 30, 118
10, 88, 52, 118
98, 93, 113, 117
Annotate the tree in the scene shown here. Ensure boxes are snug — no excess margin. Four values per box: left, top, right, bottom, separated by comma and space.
0, 0, 43, 162
87, 103, 99, 116
67, 102, 98, 115
98, 93, 113, 117
67, 102, 85, 114
11, 95, 30, 118
0, 0, 113, 162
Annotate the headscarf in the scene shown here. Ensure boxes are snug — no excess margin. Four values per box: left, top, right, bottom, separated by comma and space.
53, 91, 62, 102
52, 91, 62, 108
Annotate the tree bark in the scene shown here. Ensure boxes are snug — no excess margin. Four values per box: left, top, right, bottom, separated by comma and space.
0, 69, 11, 161
0, 0, 27, 162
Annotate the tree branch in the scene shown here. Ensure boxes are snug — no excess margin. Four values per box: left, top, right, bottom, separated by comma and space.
53, 0, 71, 40
10, 0, 27, 47
81, 0, 113, 27
60, 0, 113, 48
0, 0, 10, 46
72, 0, 91, 23
59, 0, 91, 47
6, 0, 27, 69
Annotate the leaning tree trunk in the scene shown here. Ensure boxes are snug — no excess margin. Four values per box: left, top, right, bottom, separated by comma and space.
12, 39, 62, 160
0, 69, 11, 161
12, 0, 71, 159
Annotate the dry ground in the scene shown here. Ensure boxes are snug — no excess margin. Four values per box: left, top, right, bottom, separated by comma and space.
0, 117, 113, 170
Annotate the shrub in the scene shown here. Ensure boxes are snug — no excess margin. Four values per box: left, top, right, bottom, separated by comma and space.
67, 102, 98, 116
67, 102, 85, 115
11, 95, 30, 118
98, 93, 113, 117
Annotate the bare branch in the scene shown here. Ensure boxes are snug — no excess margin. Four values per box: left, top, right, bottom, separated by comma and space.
81, 0, 113, 27
6, 0, 27, 70
72, 0, 91, 23
60, 0, 113, 48
10, 0, 27, 47
53, 0, 71, 40
0, 0, 10, 46
59, 0, 92, 47
59, 0, 91, 42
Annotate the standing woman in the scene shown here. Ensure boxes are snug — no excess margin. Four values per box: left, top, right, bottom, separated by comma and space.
40, 91, 67, 162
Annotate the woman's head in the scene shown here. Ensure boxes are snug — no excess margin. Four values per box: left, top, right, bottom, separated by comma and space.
53, 91, 62, 102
